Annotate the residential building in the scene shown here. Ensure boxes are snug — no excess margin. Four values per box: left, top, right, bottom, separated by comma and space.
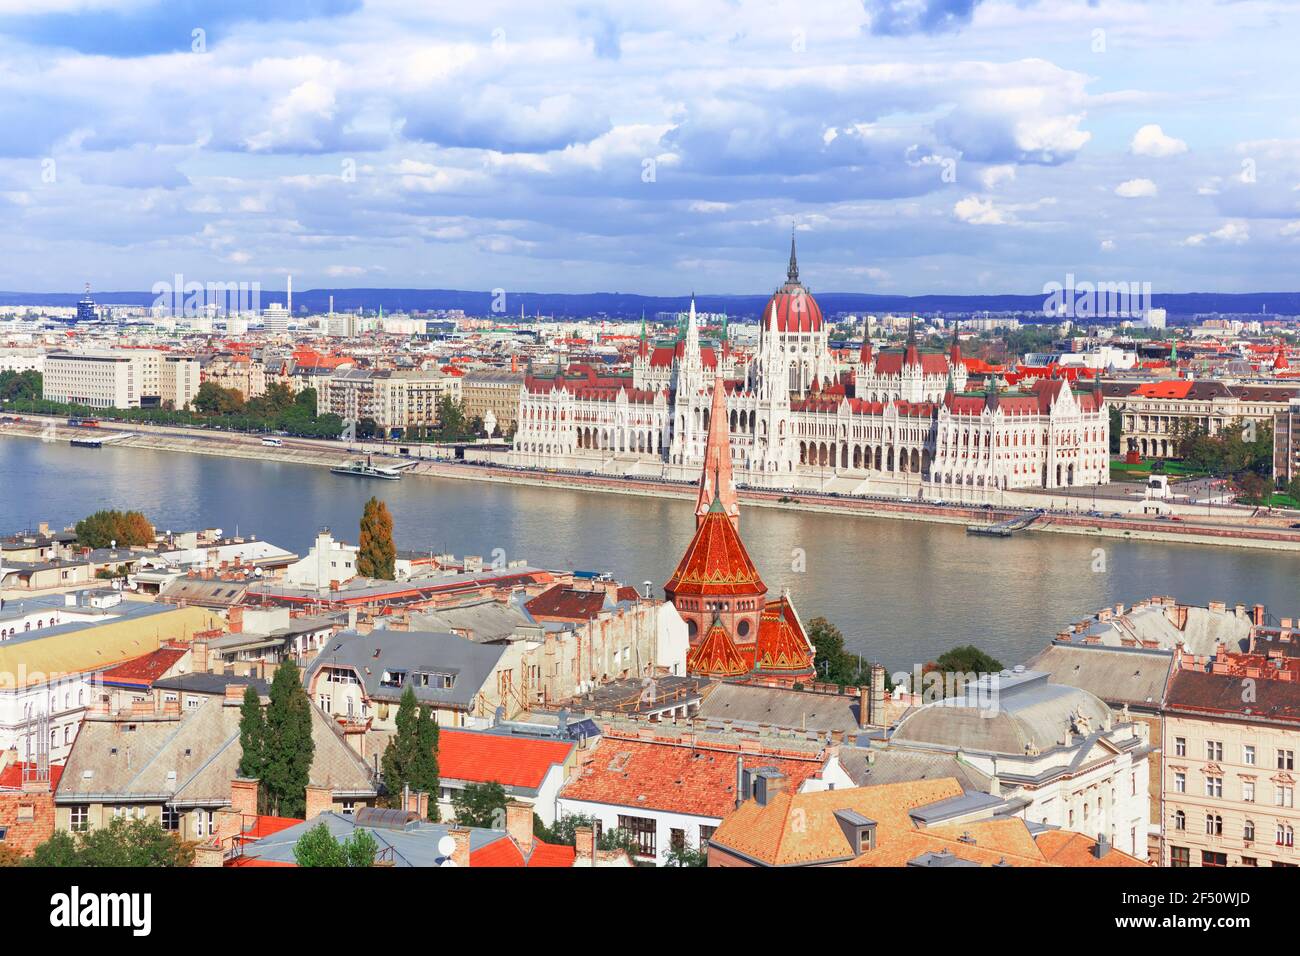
436, 727, 579, 825
556, 727, 852, 865
884, 668, 1153, 860
1162, 646, 1300, 867
1276, 397, 1300, 487
461, 368, 524, 435
316, 368, 461, 437
54, 693, 377, 842
708, 776, 1146, 867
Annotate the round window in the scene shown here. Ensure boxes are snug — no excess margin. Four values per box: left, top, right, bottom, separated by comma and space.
737, 619, 751, 638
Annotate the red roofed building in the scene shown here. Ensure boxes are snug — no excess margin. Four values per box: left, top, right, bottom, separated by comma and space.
666, 378, 815, 682
512, 241, 1105, 497
0, 757, 59, 857
98, 643, 191, 712
438, 728, 577, 825
557, 729, 850, 864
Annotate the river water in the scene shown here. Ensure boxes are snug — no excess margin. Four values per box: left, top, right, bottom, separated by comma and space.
3, 437, 1297, 672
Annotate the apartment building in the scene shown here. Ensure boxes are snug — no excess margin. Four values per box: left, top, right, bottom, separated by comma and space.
1276, 398, 1300, 487
316, 367, 461, 436
161, 354, 200, 409
1105, 380, 1300, 459
461, 369, 524, 434
43, 351, 138, 408
203, 353, 267, 400
1162, 645, 1300, 867
43, 349, 199, 410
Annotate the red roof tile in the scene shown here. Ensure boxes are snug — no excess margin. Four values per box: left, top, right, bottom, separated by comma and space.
439, 729, 574, 790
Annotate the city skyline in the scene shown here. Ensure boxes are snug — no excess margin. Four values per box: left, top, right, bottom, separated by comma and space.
2, 0, 1299, 295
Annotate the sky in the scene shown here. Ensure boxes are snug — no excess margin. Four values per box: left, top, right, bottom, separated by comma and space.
2, 0, 1299, 297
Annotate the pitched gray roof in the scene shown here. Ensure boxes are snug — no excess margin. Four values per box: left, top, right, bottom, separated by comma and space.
890, 670, 1112, 756
1023, 642, 1172, 710
303, 628, 505, 709
56, 697, 376, 806
837, 748, 993, 791
239, 811, 511, 867
695, 682, 862, 735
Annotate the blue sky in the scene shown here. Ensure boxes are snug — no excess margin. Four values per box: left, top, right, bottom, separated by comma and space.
2, 0, 1299, 295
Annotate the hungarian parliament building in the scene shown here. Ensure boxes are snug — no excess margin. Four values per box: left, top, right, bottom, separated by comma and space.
511, 242, 1110, 499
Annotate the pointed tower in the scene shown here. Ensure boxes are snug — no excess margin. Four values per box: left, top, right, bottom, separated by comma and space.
787, 229, 799, 283
949, 326, 962, 367
695, 375, 739, 529
904, 316, 921, 368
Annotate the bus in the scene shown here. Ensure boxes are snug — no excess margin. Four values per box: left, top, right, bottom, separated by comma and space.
261, 436, 283, 447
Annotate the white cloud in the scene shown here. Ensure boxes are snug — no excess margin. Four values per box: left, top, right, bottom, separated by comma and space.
1099, 239, 1115, 252
1115, 178, 1158, 198
953, 195, 1007, 225
1130, 124, 1188, 158
979, 164, 1017, 190
1183, 221, 1250, 246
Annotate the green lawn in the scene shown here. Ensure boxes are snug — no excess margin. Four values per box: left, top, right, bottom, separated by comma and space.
1109, 460, 1210, 480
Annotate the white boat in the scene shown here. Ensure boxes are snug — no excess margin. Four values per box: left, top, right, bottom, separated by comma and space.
330, 455, 402, 480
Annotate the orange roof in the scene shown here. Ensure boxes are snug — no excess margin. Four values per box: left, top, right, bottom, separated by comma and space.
438, 729, 574, 791
560, 735, 825, 819
753, 596, 815, 676
687, 619, 750, 677
664, 506, 766, 599
711, 779, 1148, 868
1132, 380, 1193, 399
471, 836, 576, 867
0, 762, 64, 790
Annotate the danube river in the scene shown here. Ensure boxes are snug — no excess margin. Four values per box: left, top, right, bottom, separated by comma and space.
4, 438, 1299, 672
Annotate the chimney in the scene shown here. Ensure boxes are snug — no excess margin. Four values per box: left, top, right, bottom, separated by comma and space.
227, 605, 244, 634
230, 777, 259, 817
304, 785, 333, 820
1094, 832, 1110, 859
192, 842, 225, 868
449, 825, 471, 867
753, 768, 787, 807
869, 663, 886, 726
224, 683, 246, 706
192, 638, 209, 674
1254, 604, 1266, 627
574, 825, 595, 865
347, 607, 358, 631
858, 684, 870, 730
505, 800, 535, 857
735, 755, 746, 809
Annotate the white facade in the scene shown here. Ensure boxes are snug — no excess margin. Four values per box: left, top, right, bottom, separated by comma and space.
283, 530, 358, 589
43, 351, 138, 408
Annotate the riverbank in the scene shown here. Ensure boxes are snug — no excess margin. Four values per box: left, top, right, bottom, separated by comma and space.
6, 416, 1300, 552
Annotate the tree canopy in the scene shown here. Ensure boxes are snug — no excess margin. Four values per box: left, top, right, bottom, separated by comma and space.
450, 781, 507, 829
27, 818, 194, 867
293, 822, 378, 867
240, 663, 315, 817
357, 496, 396, 580
380, 686, 440, 819
74, 509, 155, 549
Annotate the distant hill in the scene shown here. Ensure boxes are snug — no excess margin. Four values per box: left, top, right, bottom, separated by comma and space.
2, 287, 1298, 320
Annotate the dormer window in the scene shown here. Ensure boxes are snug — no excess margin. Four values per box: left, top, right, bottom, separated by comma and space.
380, 669, 406, 688
833, 809, 877, 855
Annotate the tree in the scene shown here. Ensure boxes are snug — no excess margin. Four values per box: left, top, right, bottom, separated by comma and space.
451, 782, 507, 829
260, 663, 315, 817
1108, 405, 1122, 454
237, 685, 266, 783
412, 703, 441, 820
74, 509, 155, 549
29, 818, 194, 867
664, 840, 708, 867
380, 686, 421, 808
357, 496, 396, 580
806, 617, 870, 686
293, 823, 378, 867
932, 645, 1003, 675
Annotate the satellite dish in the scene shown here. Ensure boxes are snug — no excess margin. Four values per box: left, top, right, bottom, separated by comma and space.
437, 835, 457, 858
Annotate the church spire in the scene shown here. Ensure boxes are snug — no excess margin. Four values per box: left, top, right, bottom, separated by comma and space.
787, 229, 799, 283
695, 375, 740, 530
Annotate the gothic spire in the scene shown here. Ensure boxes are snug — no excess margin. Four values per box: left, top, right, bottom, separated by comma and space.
695, 375, 740, 530
787, 229, 799, 284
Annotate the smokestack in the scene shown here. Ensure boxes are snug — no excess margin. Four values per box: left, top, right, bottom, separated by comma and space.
287, 274, 293, 316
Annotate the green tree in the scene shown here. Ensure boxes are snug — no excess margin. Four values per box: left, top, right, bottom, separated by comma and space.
0, 369, 41, 401
922, 645, 1005, 697
1108, 405, 1122, 454
292, 823, 379, 867
806, 617, 870, 686
27, 830, 79, 867
237, 685, 267, 784
664, 840, 708, 867
357, 496, 396, 580
192, 380, 245, 415
412, 703, 441, 820
29, 818, 194, 867
380, 686, 421, 807
260, 663, 315, 817
451, 781, 507, 829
